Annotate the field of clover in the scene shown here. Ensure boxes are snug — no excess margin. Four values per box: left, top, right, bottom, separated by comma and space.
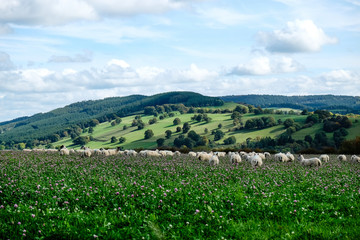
1, 151, 360, 239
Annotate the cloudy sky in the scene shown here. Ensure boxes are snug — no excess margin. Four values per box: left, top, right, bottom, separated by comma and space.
0, 0, 359, 122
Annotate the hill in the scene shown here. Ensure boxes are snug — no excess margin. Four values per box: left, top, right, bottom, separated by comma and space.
0, 91, 223, 143
219, 95, 360, 113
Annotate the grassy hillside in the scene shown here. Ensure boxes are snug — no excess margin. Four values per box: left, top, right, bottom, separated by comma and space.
0, 91, 223, 143
52, 106, 360, 151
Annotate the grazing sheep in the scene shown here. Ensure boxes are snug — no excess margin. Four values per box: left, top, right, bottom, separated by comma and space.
275, 153, 289, 162
209, 155, 219, 166
215, 152, 226, 158
337, 155, 347, 161
59, 145, 70, 156
258, 153, 266, 160
319, 154, 329, 162
198, 152, 212, 161
174, 151, 181, 156
264, 152, 271, 159
286, 152, 295, 162
80, 146, 92, 157
297, 155, 322, 167
69, 149, 76, 155
188, 151, 197, 157
350, 155, 360, 163
230, 153, 241, 163
250, 154, 263, 167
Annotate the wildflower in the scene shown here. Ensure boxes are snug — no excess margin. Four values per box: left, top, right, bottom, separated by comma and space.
18, 222, 21, 225
31, 214, 35, 218
94, 235, 98, 238
116, 192, 119, 195
14, 204, 18, 208
195, 209, 200, 214
164, 193, 167, 197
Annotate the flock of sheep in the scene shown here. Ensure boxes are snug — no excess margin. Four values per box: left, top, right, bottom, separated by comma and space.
23, 145, 360, 168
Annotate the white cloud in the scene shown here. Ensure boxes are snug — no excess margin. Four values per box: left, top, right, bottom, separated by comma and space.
0, 0, 196, 31
230, 56, 302, 75
0, 51, 15, 71
48, 50, 93, 63
197, 8, 255, 27
258, 19, 337, 53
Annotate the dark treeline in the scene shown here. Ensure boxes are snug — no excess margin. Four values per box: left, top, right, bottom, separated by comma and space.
220, 94, 360, 113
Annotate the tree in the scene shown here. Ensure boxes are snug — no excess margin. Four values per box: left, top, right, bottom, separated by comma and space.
157, 138, 165, 147
231, 111, 242, 120
214, 130, 225, 141
119, 137, 126, 144
49, 134, 60, 143
73, 136, 90, 146
165, 130, 172, 139
204, 128, 209, 134
173, 118, 181, 125
144, 129, 154, 139
182, 122, 191, 133
176, 126, 182, 133
137, 120, 145, 130
88, 127, 94, 134
148, 117, 157, 125
218, 123, 222, 129
224, 136, 236, 145
111, 136, 117, 143
234, 105, 248, 114
283, 118, 295, 128
304, 135, 313, 144
187, 130, 200, 142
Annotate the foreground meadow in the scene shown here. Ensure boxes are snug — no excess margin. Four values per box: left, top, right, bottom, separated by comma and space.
0, 151, 360, 239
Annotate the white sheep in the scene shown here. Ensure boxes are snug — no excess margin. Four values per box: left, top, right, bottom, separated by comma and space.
80, 146, 92, 157
59, 145, 70, 156
250, 154, 263, 167
286, 152, 295, 162
215, 152, 226, 158
319, 154, 329, 162
188, 151, 197, 157
350, 155, 360, 163
337, 154, 347, 161
297, 155, 322, 167
209, 155, 219, 166
198, 152, 212, 161
264, 152, 271, 159
258, 153, 266, 160
230, 153, 241, 163
275, 153, 289, 162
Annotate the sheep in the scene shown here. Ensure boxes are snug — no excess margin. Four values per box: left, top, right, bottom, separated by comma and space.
198, 152, 212, 161
297, 155, 322, 167
258, 153, 266, 161
337, 154, 347, 161
275, 153, 289, 162
230, 153, 241, 163
249, 154, 263, 167
80, 146, 92, 157
350, 155, 360, 163
319, 154, 329, 162
59, 145, 70, 156
188, 151, 197, 157
174, 151, 181, 156
286, 152, 295, 162
209, 155, 219, 166
214, 152, 226, 158
264, 152, 271, 159
69, 149, 76, 155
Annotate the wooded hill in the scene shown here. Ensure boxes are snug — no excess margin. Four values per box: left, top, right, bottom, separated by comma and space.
220, 95, 360, 113
0, 92, 223, 143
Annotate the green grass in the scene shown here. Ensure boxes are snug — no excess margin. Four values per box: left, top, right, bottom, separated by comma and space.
1, 151, 360, 239
52, 109, 359, 150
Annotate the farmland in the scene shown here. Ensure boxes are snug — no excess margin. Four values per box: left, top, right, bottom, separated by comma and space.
1, 151, 360, 239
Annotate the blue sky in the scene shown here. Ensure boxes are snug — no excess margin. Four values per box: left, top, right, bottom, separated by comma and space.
0, 0, 359, 122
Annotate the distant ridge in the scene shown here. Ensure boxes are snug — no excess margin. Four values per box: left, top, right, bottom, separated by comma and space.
219, 94, 360, 113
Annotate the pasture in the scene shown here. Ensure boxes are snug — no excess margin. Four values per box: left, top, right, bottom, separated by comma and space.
0, 151, 360, 239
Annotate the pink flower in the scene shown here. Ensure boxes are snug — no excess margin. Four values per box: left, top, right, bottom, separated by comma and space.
116, 192, 119, 195
31, 214, 35, 218
195, 209, 200, 214
18, 222, 21, 225
14, 204, 18, 208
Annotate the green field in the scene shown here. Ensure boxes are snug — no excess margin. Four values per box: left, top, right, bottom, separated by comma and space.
1, 151, 360, 239
53, 107, 360, 151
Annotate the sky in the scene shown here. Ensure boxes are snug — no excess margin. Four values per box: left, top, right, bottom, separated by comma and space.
0, 0, 359, 122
